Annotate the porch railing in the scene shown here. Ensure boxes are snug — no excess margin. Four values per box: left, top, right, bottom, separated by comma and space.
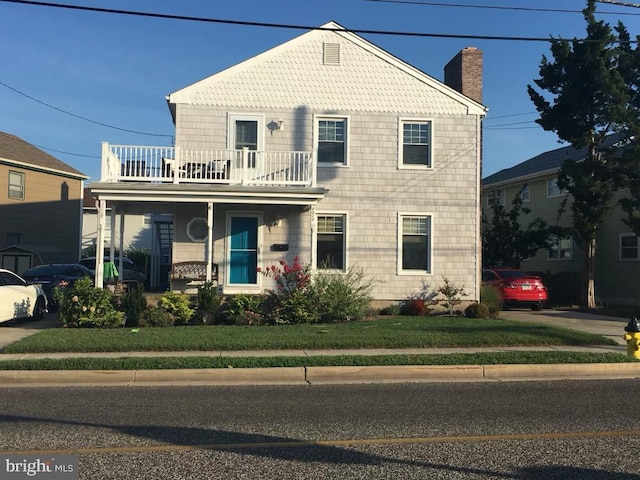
101, 143, 316, 187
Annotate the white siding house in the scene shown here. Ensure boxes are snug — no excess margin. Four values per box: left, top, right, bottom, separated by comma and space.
87, 22, 486, 302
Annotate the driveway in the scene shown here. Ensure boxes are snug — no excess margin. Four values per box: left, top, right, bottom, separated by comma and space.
0, 313, 60, 351
502, 309, 629, 346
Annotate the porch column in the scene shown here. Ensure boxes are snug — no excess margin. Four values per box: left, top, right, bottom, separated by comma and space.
206, 202, 213, 281
95, 199, 106, 288
109, 206, 117, 265
118, 209, 125, 281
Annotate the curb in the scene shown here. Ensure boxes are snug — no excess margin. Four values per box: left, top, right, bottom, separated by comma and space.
1, 363, 640, 386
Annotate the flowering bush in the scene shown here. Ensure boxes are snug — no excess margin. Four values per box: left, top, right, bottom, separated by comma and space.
55, 277, 124, 328
257, 256, 310, 294
258, 256, 316, 324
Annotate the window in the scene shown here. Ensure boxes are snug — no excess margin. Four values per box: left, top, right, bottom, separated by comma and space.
187, 217, 208, 242
495, 189, 505, 206
316, 214, 345, 270
8, 171, 24, 200
400, 120, 432, 167
548, 236, 572, 260
547, 178, 566, 198
399, 214, 431, 273
620, 234, 640, 261
520, 184, 530, 202
317, 118, 347, 164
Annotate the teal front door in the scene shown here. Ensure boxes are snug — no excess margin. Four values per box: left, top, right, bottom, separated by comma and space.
229, 216, 258, 284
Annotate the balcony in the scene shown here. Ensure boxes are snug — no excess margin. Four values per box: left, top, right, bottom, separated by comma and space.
100, 143, 316, 187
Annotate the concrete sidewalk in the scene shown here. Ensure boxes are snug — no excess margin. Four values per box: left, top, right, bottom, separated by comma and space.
0, 309, 637, 386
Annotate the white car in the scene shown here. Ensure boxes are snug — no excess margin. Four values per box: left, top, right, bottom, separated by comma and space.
0, 268, 48, 323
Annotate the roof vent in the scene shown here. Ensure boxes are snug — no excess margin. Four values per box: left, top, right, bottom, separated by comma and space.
323, 43, 341, 65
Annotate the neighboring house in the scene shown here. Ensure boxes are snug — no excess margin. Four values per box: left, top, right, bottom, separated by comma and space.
482, 134, 639, 305
87, 22, 487, 303
0, 132, 87, 275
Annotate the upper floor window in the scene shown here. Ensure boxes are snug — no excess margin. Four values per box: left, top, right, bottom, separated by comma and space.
487, 188, 505, 207
520, 184, 530, 202
400, 120, 432, 168
547, 177, 566, 198
399, 214, 431, 274
6, 232, 23, 247
620, 234, 640, 261
316, 214, 345, 270
548, 236, 572, 260
317, 117, 347, 165
8, 171, 24, 200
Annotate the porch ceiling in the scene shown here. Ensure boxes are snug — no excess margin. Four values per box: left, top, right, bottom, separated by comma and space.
87, 182, 328, 206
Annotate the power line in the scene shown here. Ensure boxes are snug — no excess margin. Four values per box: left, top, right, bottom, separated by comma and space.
34, 145, 99, 159
484, 112, 537, 121
0, 80, 173, 138
1, 0, 638, 43
366, 0, 640, 15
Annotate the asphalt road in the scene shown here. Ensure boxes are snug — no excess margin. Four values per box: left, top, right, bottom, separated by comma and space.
1, 381, 640, 479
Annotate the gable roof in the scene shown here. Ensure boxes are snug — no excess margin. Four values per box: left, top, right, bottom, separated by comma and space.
482, 133, 629, 187
0, 132, 87, 178
167, 21, 486, 117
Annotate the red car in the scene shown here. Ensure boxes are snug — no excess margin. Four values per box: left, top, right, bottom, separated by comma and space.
482, 268, 548, 311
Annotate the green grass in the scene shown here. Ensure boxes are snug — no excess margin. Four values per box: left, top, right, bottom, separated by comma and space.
2, 316, 617, 354
0, 352, 634, 371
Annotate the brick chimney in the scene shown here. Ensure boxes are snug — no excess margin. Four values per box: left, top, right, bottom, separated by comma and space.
444, 47, 483, 104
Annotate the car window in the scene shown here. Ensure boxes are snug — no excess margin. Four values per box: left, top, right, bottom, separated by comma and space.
482, 271, 498, 282
499, 270, 528, 280
24, 265, 70, 276
0, 271, 26, 286
80, 259, 96, 269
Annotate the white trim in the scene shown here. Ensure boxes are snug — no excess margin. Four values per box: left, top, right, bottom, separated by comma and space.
397, 118, 434, 170
520, 183, 530, 202
546, 177, 567, 198
313, 114, 350, 167
223, 211, 263, 294
227, 113, 266, 151
0, 157, 88, 180
313, 211, 348, 272
547, 236, 573, 261
397, 212, 433, 276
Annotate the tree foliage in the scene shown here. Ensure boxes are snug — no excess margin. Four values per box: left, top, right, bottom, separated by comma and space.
527, 0, 640, 308
482, 189, 561, 269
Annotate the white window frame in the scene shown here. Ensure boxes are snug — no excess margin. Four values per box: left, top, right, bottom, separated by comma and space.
314, 114, 349, 167
314, 212, 348, 272
398, 212, 433, 275
620, 233, 640, 261
227, 113, 265, 151
547, 177, 566, 198
8, 171, 25, 200
520, 184, 530, 202
398, 118, 433, 169
548, 236, 572, 261
495, 188, 505, 206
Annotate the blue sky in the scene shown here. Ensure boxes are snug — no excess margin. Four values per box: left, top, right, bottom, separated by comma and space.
1, 0, 639, 181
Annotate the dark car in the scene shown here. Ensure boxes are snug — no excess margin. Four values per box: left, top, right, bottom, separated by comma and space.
21, 264, 94, 311
482, 268, 548, 311
79, 257, 146, 286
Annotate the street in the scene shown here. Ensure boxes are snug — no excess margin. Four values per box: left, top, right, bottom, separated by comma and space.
2, 380, 640, 479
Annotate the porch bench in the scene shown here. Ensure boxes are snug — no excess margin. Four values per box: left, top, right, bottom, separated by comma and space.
170, 262, 219, 283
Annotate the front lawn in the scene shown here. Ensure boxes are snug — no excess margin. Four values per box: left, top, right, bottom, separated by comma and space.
2, 316, 617, 354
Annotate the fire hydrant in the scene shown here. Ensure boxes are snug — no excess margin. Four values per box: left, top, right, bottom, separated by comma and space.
623, 318, 640, 359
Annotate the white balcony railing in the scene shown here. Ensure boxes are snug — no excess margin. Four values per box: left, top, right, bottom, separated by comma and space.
100, 143, 316, 187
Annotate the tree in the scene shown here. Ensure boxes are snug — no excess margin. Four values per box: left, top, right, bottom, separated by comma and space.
527, 0, 638, 308
482, 189, 562, 269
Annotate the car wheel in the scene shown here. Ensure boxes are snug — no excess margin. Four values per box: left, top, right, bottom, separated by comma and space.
31, 297, 46, 321
531, 301, 543, 311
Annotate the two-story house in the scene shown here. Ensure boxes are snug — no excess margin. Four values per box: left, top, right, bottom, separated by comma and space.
87, 22, 487, 303
0, 132, 87, 274
482, 134, 640, 306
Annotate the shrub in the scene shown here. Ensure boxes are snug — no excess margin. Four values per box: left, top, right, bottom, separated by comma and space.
55, 277, 124, 328
118, 285, 148, 327
157, 292, 194, 325
480, 284, 503, 317
139, 305, 175, 327
464, 302, 490, 319
309, 265, 374, 322
438, 277, 467, 315
222, 294, 266, 325
379, 303, 401, 316
193, 282, 224, 324
400, 298, 429, 316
